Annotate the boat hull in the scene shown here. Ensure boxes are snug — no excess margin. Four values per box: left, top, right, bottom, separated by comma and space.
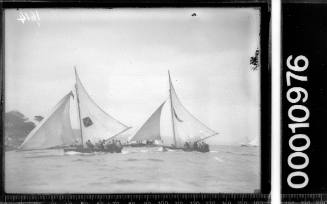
64, 145, 123, 153
126, 143, 159, 148
165, 146, 210, 153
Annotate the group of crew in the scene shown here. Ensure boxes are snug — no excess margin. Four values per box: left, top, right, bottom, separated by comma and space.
74, 139, 209, 153
183, 141, 209, 152
85, 139, 123, 153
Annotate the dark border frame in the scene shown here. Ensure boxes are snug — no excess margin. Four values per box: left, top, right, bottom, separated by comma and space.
0, 0, 271, 202
281, 2, 327, 196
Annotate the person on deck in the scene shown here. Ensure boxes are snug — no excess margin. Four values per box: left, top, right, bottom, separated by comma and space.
103, 140, 110, 151
117, 140, 122, 147
86, 140, 94, 151
98, 139, 105, 151
198, 142, 203, 151
115, 140, 123, 153
184, 142, 190, 150
203, 142, 209, 152
193, 142, 198, 151
104, 140, 115, 153
104, 140, 111, 150
94, 140, 101, 151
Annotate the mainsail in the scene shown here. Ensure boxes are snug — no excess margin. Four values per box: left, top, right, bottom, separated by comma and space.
166, 71, 218, 148
74, 68, 130, 146
130, 102, 166, 142
19, 92, 76, 150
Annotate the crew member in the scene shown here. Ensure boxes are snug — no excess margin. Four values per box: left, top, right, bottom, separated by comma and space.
193, 142, 198, 151
86, 139, 94, 151
184, 142, 190, 150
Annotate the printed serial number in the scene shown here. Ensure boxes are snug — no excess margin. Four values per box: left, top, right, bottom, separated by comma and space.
286, 55, 310, 189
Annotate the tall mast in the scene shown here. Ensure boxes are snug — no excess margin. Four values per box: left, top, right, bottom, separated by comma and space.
168, 70, 177, 147
74, 66, 84, 147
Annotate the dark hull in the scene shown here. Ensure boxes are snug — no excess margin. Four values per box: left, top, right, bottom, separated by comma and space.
64, 146, 123, 153
165, 146, 210, 153
127, 143, 158, 148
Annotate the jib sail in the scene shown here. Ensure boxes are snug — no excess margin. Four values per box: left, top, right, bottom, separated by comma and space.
130, 102, 166, 142
19, 92, 76, 150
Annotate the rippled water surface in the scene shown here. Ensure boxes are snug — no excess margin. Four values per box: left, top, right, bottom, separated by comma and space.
5, 145, 259, 193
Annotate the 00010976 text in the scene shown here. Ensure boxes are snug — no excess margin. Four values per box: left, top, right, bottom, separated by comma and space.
286, 55, 310, 189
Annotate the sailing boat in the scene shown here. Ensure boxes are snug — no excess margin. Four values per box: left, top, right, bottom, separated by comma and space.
242, 136, 259, 147
129, 71, 218, 152
241, 135, 259, 147
248, 137, 259, 146
18, 68, 131, 153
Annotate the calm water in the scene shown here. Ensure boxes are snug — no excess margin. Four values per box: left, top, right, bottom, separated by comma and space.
5, 145, 259, 193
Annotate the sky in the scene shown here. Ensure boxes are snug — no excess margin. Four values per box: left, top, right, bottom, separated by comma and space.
5, 8, 261, 145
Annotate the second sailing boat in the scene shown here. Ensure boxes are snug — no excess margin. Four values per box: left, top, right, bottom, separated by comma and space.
129, 71, 218, 152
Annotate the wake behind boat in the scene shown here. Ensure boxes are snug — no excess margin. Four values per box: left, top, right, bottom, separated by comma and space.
18, 67, 130, 154
128, 71, 218, 153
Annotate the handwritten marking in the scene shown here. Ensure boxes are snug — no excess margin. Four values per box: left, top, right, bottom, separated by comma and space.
17, 10, 40, 26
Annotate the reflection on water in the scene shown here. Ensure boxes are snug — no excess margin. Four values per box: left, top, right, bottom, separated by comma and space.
5, 145, 259, 193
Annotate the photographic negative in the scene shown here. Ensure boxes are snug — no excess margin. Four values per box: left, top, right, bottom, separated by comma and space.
3, 6, 270, 195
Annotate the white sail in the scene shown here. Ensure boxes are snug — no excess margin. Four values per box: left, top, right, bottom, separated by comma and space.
241, 134, 259, 147
19, 92, 76, 150
166, 71, 218, 148
248, 136, 259, 146
74, 69, 130, 146
130, 102, 166, 142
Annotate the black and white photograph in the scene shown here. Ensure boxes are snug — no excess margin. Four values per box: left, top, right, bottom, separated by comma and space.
4, 7, 264, 194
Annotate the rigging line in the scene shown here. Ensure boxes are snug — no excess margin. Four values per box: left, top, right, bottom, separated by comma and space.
194, 133, 219, 143
106, 126, 132, 141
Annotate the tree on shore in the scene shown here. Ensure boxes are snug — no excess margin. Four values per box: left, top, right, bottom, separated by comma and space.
5, 111, 35, 150
250, 48, 260, 71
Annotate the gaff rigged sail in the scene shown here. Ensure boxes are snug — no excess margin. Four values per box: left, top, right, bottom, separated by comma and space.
167, 71, 218, 148
19, 92, 76, 150
130, 102, 166, 142
74, 69, 130, 146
